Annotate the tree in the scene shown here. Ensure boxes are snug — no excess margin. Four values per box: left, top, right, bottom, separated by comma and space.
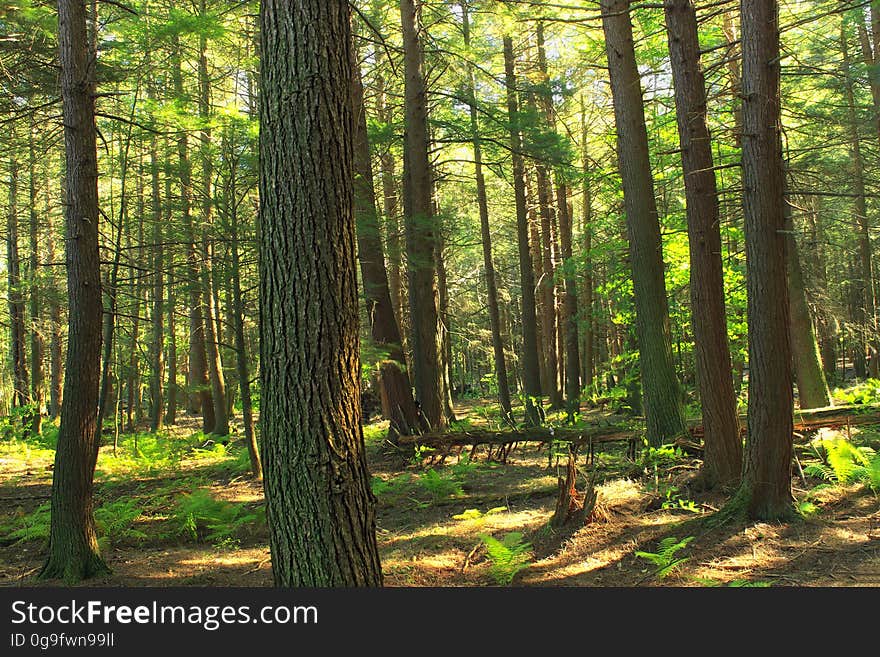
461, 0, 514, 426
664, 0, 742, 486
601, 0, 687, 445
40, 0, 109, 582
504, 35, 544, 426
400, 0, 446, 430
734, 0, 795, 520
258, 0, 383, 586
352, 29, 422, 439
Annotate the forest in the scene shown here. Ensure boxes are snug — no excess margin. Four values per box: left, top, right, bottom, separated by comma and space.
1, 0, 879, 588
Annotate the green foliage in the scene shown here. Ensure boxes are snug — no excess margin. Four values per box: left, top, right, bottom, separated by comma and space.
479, 532, 533, 585
807, 437, 880, 491
635, 536, 694, 579
2, 502, 51, 544
835, 380, 880, 406
418, 468, 464, 501
94, 499, 148, 550
660, 487, 700, 513
169, 489, 264, 547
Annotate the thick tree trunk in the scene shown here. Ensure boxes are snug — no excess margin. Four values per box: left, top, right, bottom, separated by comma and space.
462, 1, 513, 425
601, 0, 687, 445
259, 0, 383, 586
735, 0, 795, 520
665, 0, 742, 487
41, 0, 109, 582
351, 45, 422, 439
400, 0, 446, 430
503, 36, 544, 426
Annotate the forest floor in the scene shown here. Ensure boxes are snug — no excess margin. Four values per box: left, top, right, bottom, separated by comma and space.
1, 395, 879, 587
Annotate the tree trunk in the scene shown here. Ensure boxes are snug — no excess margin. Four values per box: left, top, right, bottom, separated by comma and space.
259, 0, 383, 586
400, 0, 446, 430
601, 0, 687, 445
226, 131, 261, 479
197, 13, 228, 437
462, 0, 513, 425
47, 174, 63, 421
376, 69, 405, 334
164, 262, 178, 426
8, 155, 30, 410
171, 32, 212, 427
148, 131, 164, 432
504, 35, 543, 426
41, 0, 109, 581
580, 100, 595, 394
557, 182, 581, 420
735, 0, 795, 520
351, 46, 422, 439
844, 26, 879, 379
665, 0, 742, 487
27, 128, 44, 434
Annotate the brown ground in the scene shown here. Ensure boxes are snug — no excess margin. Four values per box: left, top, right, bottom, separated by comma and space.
2, 404, 879, 588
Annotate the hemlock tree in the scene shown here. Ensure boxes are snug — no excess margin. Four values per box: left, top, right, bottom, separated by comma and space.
40, 0, 109, 582
258, 0, 383, 586
664, 0, 742, 486
734, 0, 795, 520
601, 0, 687, 446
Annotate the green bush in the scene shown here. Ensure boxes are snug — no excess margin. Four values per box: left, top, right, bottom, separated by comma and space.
479, 532, 532, 585
169, 489, 264, 547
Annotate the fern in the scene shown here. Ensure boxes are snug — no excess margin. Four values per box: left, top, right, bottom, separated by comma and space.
635, 536, 694, 579
480, 532, 532, 585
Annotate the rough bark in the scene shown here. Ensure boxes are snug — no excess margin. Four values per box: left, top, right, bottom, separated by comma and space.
665, 0, 742, 487
503, 36, 544, 426
259, 0, 383, 586
40, 0, 109, 581
734, 0, 795, 520
601, 0, 687, 445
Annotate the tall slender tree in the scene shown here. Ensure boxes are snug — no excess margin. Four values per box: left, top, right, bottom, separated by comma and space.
40, 0, 109, 581
664, 0, 741, 486
601, 0, 687, 445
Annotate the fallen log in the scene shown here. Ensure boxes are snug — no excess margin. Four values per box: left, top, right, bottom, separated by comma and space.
395, 403, 880, 461
397, 423, 641, 464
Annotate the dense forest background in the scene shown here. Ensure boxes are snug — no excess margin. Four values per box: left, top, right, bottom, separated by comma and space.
2, 0, 880, 587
